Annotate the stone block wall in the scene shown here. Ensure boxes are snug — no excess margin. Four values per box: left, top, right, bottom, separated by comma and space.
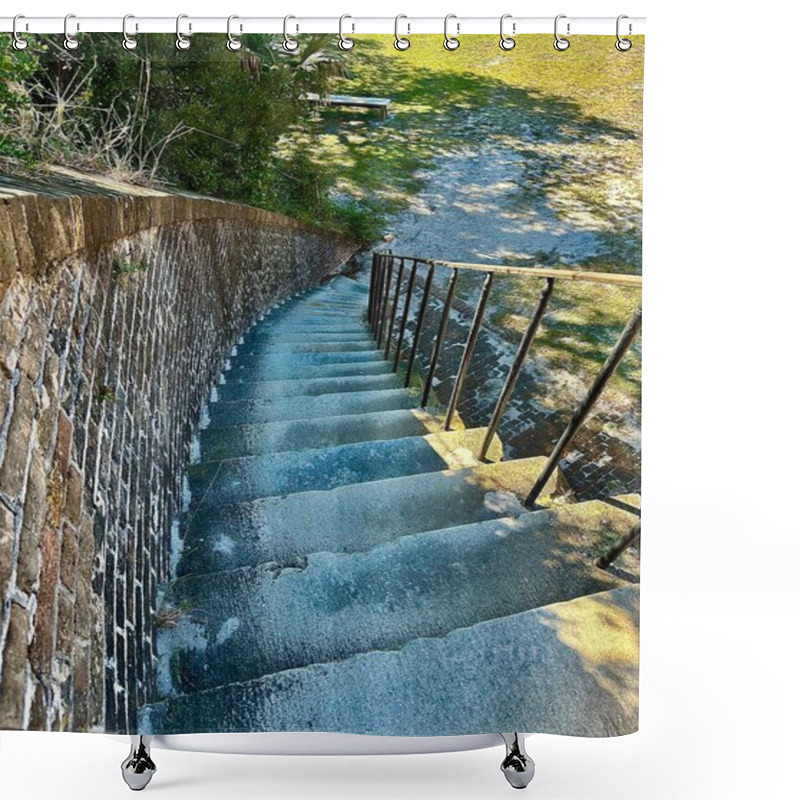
0, 170, 359, 733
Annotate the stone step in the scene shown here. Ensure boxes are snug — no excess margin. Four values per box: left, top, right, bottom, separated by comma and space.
177, 457, 565, 577
318, 278, 368, 295
230, 350, 383, 368
277, 310, 360, 320
225, 360, 392, 381
238, 340, 378, 355
296, 297, 364, 310
187, 428, 501, 507
302, 296, 366, 306
160, 505, 633, 690
198, 408, 438, 460
216, 373, 398, 402
261, 331, 374, 344
140, 586, 638, 736
206, 388, 414, 427
254, 319, 370, 334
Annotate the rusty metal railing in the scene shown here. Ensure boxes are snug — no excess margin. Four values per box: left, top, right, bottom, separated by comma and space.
368, 251, 643, 512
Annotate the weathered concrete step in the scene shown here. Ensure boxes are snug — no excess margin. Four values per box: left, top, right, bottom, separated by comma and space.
299, 296, 365, 309
177, 457, 565, 576
187, 428, 500, 507
278, 310, 360, 320
254, 319, 369, 334
261, 331, 374, 344
240, 360, 391, 381
225, 360, 392, 381
302, 303, 366, 313
217, 373, 398, 402
223, 356, 385, 386
316, 278, 368, 295
302, 295, 366, 305
206, 388, 414, 427
140, 586, 638, 736
199, 409, 438, 460
238, 340, 378, 355
231, 350, 383, 368
256, 316, 369, 329
162, 507, 631, 692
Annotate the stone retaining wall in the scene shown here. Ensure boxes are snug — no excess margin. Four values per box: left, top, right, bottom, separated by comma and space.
0, 169, 359, 733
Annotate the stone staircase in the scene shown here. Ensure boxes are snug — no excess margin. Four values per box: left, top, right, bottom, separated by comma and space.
139, 276, 640, 737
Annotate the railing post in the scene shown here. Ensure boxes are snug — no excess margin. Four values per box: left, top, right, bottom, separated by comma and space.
596, 519, 641, 569
371, 254, 386, 334
392, 260, 419, 373
478, 278, 555, 461
368, 252, 379, 326
525, 305, 642, 507
377, 257, 395, 347
444, 272, 494, 430
384, 260, 405, 359
421, 267, 459, 408
404, 264, 435, 389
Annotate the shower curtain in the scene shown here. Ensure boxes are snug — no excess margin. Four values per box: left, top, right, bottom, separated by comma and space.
0, 32, 642, 738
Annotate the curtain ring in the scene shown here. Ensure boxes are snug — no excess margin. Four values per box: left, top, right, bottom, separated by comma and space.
227, 15, 242, 51
443, 14, 460, 51
12, 14, 28, 50
283, 15, 299, 51
122, 14, 138, 50
553, 14, 570, 51
64, 13, 79, 50
338, 14, 355, 50
499, 14, 515, 51
616, 14, 632, 51
394, 15, 410, 50
176, 14, 191, 50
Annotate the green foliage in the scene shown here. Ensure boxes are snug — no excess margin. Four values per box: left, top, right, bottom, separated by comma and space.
96, 384, 118, 404
113, 255, 151, 278
0, 33, 369, 239
0, 35, 39, 158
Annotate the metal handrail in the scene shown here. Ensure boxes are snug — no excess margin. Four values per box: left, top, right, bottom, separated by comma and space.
377, 251, 643, 288
368, 251, 642, 512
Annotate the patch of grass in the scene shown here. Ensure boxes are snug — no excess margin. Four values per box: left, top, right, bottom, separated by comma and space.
288, 35, 643, 401
491, 275, 641, 399
289, 35, 643, 265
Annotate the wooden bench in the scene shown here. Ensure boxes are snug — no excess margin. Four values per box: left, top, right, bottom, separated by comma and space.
302, 93, 392, 121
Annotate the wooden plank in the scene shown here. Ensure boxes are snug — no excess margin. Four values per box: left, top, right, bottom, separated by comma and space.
303, 93, 391, 109
327, 94, 391, 107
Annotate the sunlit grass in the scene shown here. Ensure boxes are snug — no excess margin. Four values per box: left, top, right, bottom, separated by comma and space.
293, 34, 644, 397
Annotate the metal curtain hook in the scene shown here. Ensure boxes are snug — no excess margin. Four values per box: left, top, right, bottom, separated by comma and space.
394, 14, 410, 50
283, 15, 299, 51
227, 15, 242, 51
176, 14, 191, 50
64, 13, 79, 50
122, 14, 137, 50
499, 14, 515, 50
616, 14, 632, 51
339, 14, 354, 50
553, 14, 570, 51
12, 14, 29, 50
443, 14, 460, 51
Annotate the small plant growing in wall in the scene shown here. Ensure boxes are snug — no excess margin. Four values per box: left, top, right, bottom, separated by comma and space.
96, 384, 118, 405
155, 601, 196, 630
113, 254, 152, 281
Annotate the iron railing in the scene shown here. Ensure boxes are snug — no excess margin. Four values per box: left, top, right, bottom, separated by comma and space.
368, 251, 643, 518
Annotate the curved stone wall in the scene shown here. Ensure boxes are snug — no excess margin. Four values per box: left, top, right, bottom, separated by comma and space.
0, 169, 360, 732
